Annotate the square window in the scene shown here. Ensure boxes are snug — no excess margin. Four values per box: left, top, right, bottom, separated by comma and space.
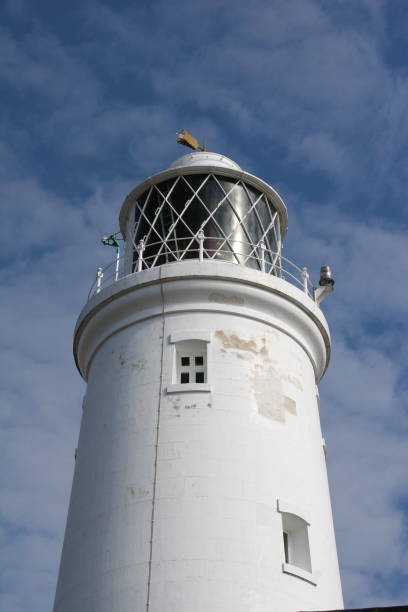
195, 356, 204, 366
195, 371, 205, 383
181, 357, 190, 366
180, 372, 189, 384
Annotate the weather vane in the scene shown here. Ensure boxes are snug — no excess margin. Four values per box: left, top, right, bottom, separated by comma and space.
176, 128, 206, 152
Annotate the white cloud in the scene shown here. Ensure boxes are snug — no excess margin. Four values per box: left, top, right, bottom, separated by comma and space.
1, 1, 408, 609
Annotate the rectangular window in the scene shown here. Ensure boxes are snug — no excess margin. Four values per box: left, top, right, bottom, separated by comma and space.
281, 512, 312, 572
174, 340, 208, 386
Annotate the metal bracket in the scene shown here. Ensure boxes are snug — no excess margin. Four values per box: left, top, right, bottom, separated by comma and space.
314, 284, 334, 304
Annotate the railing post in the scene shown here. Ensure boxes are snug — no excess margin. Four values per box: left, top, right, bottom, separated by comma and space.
137, 239, 145, 272
301, 266, 309, 295
197, 229, 205, 262
96, 267, 103, 294
114, 247, 120, 282
259, 240, 266, 273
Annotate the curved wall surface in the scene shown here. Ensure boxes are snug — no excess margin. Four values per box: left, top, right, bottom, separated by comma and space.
53, 262, 343, 612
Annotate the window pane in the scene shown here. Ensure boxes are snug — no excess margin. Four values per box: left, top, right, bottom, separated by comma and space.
181, 372, 189, 384
195, 371, 205, 383
283, 532, 289, 563
195, 356, 204, 366
181, 357, 190, 366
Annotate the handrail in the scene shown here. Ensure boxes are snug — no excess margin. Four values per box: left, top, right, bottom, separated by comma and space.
88, 235, 315, 301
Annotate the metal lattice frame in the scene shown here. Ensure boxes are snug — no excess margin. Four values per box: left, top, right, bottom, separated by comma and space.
130, 174, 282, 272
88, 171, 316, 300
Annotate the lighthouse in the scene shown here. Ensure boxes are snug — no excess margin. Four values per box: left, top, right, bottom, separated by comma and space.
53, 150, 343, 612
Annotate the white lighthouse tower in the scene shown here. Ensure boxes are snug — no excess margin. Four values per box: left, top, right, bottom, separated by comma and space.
53, 150, 343, 612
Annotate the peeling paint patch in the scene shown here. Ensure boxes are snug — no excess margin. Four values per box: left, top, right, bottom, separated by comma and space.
131, 359, 146, 370
168, 397, 199, 413
215, 331, 268, 356
119, 354, 147, 370
236, 352, 253, 361
250, 365, 297, 423
257, 391, 286, 422
209, 292, 244, 305
281, 373, 303, 391
283, 395, 297, 415
168, 397, 181, 416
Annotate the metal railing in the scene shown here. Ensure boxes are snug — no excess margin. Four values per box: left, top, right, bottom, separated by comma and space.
88, 233, 314, 301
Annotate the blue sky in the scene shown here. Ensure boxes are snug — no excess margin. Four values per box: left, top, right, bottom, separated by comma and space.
1, 0, 408, 610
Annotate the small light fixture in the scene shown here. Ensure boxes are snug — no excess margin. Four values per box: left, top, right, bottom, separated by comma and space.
319, 265, 335, 287
314, 265, 335, 304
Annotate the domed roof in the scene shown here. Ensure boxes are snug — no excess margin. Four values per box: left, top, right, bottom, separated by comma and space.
167, 151, 242, 171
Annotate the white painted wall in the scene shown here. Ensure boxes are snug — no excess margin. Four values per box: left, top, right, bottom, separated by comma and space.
53, 261, 343, 612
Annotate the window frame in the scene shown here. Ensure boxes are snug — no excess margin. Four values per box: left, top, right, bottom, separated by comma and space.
167, 330, 212, 394
277, 499, 316, 585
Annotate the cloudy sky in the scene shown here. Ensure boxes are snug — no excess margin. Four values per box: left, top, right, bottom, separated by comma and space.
1, 0, 408, 610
